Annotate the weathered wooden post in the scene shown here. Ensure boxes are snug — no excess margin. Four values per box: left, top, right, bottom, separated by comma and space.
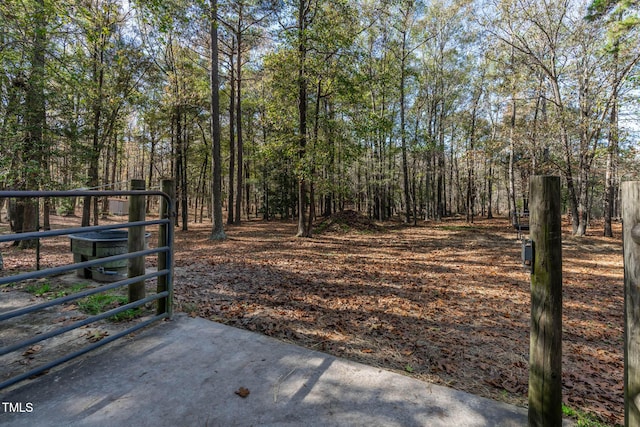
528, 176, 562, 427
128, 179, 146, 302
623, 181, 640, 427
157, 179, 175, 316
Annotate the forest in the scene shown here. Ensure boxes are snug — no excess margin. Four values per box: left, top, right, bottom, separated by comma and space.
0, 0, 639, 237
2, 1, 639, 424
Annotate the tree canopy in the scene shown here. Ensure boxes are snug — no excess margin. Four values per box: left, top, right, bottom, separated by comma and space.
1, 0, 638, 236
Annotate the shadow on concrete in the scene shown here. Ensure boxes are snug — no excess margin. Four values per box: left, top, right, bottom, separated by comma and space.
0, 314, 536, 426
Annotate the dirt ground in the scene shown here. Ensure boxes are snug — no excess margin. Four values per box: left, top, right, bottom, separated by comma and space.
0, 212, 624, 425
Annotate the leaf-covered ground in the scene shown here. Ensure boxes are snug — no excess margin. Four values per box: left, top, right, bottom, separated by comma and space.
0, 213, 624, 425
172, 215, 624, 426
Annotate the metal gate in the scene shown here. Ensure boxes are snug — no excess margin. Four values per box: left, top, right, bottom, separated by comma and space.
0, 189, 174, 390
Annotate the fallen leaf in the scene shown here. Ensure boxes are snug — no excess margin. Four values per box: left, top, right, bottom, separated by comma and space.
23, 345, 42, 356
85, 330, 109, 343
235, 387, 250, 398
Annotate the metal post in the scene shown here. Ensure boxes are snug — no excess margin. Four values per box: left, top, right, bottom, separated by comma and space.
528, 176, 562, 427
128, 179, 146, 302
157, 179, 175, 317
623, 181, 640, 427
36, 197, 41, 270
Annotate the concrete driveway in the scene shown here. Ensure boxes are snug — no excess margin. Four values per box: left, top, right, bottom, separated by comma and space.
0, 313, 556, 427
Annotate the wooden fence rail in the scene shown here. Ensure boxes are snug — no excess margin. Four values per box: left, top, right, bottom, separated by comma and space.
623, 181, 640, 427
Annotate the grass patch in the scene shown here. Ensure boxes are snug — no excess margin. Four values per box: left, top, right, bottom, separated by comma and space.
77, 293, 139, 322
26, 282, 51, 296
54, 282, 90, 298
562, 404, 614, 427
25, 281, 91, 299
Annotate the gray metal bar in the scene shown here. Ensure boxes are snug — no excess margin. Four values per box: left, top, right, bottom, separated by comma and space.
0, 313, 168, 390
0, 270, 170, 322
0, 219, 169, 244
166, 207, 174, 319
0, 247, 168, 286
0, 292, 168, 357
166, 238, 174, 319
0, 189, 175, 390
0, 190, 169, 198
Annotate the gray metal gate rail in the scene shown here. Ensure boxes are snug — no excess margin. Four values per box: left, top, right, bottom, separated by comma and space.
0, 189, 174, 390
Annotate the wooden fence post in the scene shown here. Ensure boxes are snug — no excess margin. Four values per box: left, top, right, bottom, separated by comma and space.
528, 176, 562, 427
157, 179, 175, 316
128, 179, 146, 302
623, 181, 640, 427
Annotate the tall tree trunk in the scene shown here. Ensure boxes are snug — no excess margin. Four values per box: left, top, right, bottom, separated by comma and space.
180, 112, 188, 230
235, 27, 243, 224
467, 82, 481, 224
175, 106, 188, 230
308, 79, 323, 231
323, 100, 334, 217
146, 126, 157, 213
101, 130, 112, 218
197, 121, 210, 223
111, 135, 118, 192
575, 66, 593, 237
604, 46, 619, 237
508, 55, 517, 221
227, 45, 235, 225
195, 154, 208, 223
436, 108, 445, 220
42, 197, 50, 230
548, 77, 579, 234
447, 139, 454, 216
209, 0, 226, 240
487, 162, 494, 219
261, 98, 269, 220
83, 18, 105, 228
576, 155, 590, 237
400, 30, 411, 224
19, 0, 47, 247
245, 158, 250, 218
435, 150, 443, 219
296, 0, 311, 238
